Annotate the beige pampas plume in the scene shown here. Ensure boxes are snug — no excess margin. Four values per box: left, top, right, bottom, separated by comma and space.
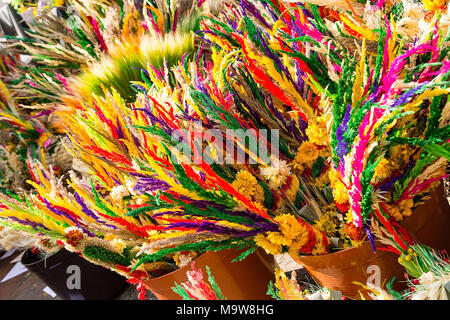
396, 0, 449, 43
0, 227, 39, 251
440, 100, 450, 128
203, 0, 228, 15
396, 0, 427, 41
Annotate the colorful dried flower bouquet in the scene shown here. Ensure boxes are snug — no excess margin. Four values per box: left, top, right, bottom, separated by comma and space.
0, 0, 449, 299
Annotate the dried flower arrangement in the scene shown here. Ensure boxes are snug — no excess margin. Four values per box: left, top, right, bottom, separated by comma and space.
0, 0, 448, 300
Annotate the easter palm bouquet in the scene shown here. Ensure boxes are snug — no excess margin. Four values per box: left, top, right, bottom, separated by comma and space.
0, 0, 448, 300
117, 0, 448, 253
0, 0, 224, 298
2, 0, 205, 122
121, 0, 449, 289
0, 79, 73, 192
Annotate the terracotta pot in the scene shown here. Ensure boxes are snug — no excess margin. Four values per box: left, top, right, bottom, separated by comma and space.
290, 185, 450, 299
143, 248, 276, 300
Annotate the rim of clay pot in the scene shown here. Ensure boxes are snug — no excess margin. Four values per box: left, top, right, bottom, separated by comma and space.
145, 248, 238, 283
290, 241, 393, 271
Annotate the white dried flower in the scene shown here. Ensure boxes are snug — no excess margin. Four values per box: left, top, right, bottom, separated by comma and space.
110, 185, 130, 204
260, 156, 291, 189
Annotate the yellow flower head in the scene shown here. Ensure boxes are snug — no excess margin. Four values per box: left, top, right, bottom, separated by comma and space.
315, 211, 338, 236
255, 234, 283, 255
383, 197, 414, 222
388, 205, 402, 221
287, 231, 309, 258
231, 170, 265, 204
292, 141, 320, 168
256, 214, 312, 256
328, 169, 349, 204
423, 0, 446, 12
399, 199, 414, 217
275, 214, 305, 241
267, 231, 292, 247
305, 116, 329, 146
283, 175, 300, 203
311, 229, 327, 255
373, 157, 395, 182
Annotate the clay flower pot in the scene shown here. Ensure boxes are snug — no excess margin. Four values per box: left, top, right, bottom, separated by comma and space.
143, 248, 276, 300
21, 248, 128, 300
290, 185, 450, 299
